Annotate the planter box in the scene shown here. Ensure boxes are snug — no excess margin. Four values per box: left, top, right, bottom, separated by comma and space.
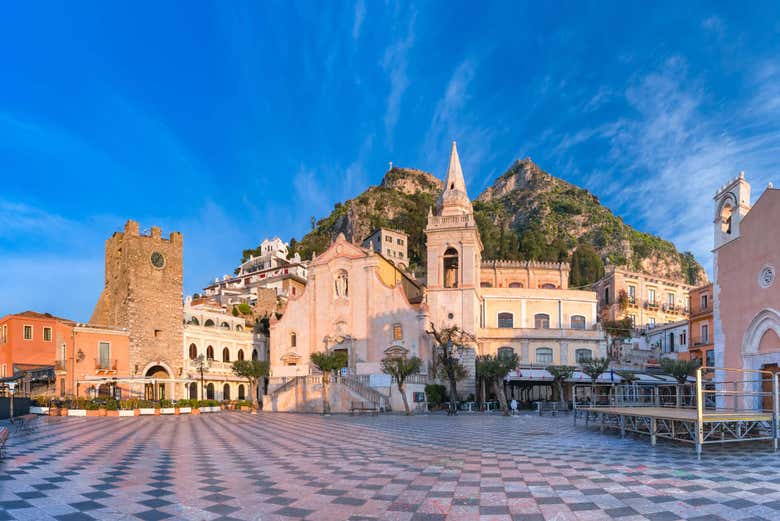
240, 406, 251, 412
191, 408, 201, 415
200, 406, 220, 413
178, 407, 191, 414
98, 409, 107, 417
30, 406, 49, 415
49, 408, 60, 416
139, 408, 156, 415
85, 410, 100, 417
68, 409, 87, 417
161, 408, 176, 415
106, 410, 119, 417
154, 409, 161, 416
60, 408, 69, 416
119, 410, 135, 417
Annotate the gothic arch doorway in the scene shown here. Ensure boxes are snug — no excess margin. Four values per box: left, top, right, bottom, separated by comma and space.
144, 365, 170, 401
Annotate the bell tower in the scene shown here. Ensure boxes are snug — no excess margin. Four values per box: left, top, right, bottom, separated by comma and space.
424, 142, 483, 335
713, 171, 751, 250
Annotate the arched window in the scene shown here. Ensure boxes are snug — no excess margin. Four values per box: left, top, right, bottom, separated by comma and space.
221, 322, 230, 330
222, 347, 230, 362
237, 349, 245, 361
238, 384, 245, 400
508, 282, 523, 288
720, 201, 734, 234
541, 283, 556, 289
252, 349, 258, 361
189, 317, 199, 326
206, 383, 215, 400
204, 319, 215, 327
290, 332, 297, 348
534, 313, 550, 329
536, 347, 553, 364
206, 345, 214, 360
223, 383, 230, 401
498, 312, 514, 328
497, 346, 514, 359
392, 323, 403, 341
570, 315, 586, 330
576, 349, 592, 363
188, 382, 198, 399
188, 343, 197, 360
443, 247, 459, 288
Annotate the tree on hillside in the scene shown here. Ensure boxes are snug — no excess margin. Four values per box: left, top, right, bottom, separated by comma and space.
569, 244, 605, 287
231, 360, 270, 406
380, 355, 423, 415
310, 350, 348, 414
426, 323, 473, 415
547, 365, 576, 409
476, 351, 519, 416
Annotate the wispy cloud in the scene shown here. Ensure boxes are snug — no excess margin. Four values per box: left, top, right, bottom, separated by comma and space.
381, 9, 416, 143
352, 0, 366, 41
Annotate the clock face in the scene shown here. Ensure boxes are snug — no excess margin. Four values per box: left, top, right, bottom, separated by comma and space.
151, 251, 165, 269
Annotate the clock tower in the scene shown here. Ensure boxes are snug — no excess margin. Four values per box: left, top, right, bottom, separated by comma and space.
90, 220, 184, 381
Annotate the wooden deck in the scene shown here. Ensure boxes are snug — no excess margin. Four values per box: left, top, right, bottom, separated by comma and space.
580, 406, 773, 423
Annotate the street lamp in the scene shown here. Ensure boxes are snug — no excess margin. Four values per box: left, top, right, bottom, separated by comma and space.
193, 354, 209, 400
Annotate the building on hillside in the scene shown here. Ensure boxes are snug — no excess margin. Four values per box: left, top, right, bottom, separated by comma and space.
713, 173, 780, 409
592, 267, 694, 329
361, 228, 409, 269
644, 320, 689, 361
203, 237, 308, 316
689, 283, 714, 369
266, 142, 605, 411
182, 297, 267, 402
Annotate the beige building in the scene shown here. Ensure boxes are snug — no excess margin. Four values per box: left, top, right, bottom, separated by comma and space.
182, 297, 266, 402
480, 260, 569, 289
362, 228, 409, 269
592, 267, 694, 329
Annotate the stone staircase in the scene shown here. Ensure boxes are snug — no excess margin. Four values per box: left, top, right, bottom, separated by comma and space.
264, 373, 391, 413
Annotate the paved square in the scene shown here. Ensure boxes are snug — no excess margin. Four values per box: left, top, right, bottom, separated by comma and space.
2, 413, 780, 520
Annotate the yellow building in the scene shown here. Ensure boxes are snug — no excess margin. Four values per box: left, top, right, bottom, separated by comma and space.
592, 267, 694, 329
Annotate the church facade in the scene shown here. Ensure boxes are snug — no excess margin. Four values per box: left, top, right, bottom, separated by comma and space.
267, 143, 605, 410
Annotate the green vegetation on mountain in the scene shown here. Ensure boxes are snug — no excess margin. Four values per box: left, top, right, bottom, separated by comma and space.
243, 160, 707, 285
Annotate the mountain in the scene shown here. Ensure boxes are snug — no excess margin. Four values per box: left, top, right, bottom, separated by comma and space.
243, 160, 707, 286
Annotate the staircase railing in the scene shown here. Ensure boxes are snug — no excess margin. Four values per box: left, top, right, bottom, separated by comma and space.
337, 374, 389, 411
268, 376, 300, 396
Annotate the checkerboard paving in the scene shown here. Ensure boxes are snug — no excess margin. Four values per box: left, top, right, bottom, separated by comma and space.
2, 412, 780, 520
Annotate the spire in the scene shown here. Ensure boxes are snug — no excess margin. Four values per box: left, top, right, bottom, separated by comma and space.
436, 141, 473, 217
445, 141, 467, 194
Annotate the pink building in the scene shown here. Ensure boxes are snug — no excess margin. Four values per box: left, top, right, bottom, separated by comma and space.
713, 173, 780, 409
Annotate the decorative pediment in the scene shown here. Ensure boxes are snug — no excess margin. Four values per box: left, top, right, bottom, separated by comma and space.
280, 351, 302, 363
384, 345, 409, 358
310, 234, 367, 266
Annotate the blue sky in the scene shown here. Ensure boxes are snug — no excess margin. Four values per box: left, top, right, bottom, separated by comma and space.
2, 2, 779, 321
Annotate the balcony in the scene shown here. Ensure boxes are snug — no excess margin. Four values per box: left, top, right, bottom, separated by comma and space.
645, 301, 659, 310
94, 359, 117, 372
55, 360, 67, 371
691, 336, 712, 347
690, 304, 712, 318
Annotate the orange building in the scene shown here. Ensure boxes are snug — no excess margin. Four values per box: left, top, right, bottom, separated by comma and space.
0, 311, 74, 379
688, 283, 714, 369
57, 324, 131, 398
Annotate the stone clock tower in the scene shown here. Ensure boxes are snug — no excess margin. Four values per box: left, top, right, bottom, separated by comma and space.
91, 220, 184, 381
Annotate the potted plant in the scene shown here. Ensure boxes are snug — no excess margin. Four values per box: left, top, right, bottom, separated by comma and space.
68, 398, 88, 417
160, 399, 175, 415
49, 399, 61, 417
176, 399, 192, 414
105, 399, 119, 417
30, 396, 50, 415
84, 400, 101, 417
118, 399, 137, 417
138, 400, 156, 415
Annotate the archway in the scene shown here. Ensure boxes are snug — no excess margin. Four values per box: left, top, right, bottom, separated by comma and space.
223, 383, 231, 401
741, 308, 780, 409
189, 382, 198, 400
144, 365, 170, 401
206, 383, 215, 400
238, 384, 245, 400
443, 247, 459, 288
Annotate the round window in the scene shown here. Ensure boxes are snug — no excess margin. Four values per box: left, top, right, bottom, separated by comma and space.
759, 265, 775, 289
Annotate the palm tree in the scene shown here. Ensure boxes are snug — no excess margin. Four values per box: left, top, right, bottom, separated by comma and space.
380, 356, 422, 415
660, 358, 701, 407
426, 323, 474, 415
581, 357, 610, 405
547, 365, 576, 409
310, 350, 348, 414
476, 351, 518, 416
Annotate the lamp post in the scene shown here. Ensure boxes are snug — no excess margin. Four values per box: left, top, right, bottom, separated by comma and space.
194, 354, 209, 400
8, 381, 17, 422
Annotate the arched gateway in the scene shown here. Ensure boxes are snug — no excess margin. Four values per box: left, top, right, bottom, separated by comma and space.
144, 365, 170, 401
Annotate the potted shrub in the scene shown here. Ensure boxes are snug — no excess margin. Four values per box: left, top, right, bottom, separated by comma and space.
160, 399, 175, 415
85, 400, 101, 417
49, 399, 61, 417
176, 399, 192, 414
30, 396, 50, 415
105, 399, 119, 417
138, 400, 156, 415
118, 399, 136, 417
190, 399, 201, 415
68, 399, 87, 417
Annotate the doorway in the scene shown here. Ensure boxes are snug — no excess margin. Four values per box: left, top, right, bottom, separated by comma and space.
761, 363, 780, 412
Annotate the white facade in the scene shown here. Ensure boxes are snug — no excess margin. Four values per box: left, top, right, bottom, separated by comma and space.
644, 320, 689, 360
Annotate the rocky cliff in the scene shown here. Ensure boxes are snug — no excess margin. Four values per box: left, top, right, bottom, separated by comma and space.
253, 161, 707, 286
